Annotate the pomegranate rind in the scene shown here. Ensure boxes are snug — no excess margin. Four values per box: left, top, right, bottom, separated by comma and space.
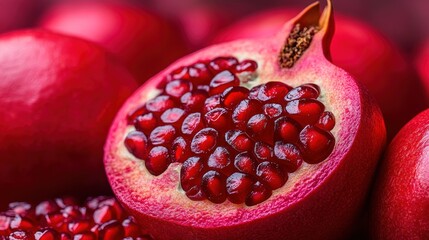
0, 30, 138, 208
105, 2, 385, 240
371, 109, 429, 239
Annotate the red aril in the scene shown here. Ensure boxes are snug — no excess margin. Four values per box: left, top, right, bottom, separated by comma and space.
0, 196, 152, 239
371, 109, 429, 239
39, 2, 189, 83
212, 8, 427, 139
0, 30, 138, 208
104, 1, 386, 239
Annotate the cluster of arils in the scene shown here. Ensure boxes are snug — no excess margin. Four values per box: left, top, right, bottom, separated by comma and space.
125, 56, 335, 206
0, 197, 151, 240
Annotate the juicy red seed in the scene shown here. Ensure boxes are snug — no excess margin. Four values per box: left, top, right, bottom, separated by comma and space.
181, 90, 208, 112
316, 111, 336, 131
149, 125, 176, 145
146, 146, 171, 176
35, 201, 59, 216
9, 202, 31, 215
209, 70, 239, 95
134, 113, 157, 135
191, 128, 218, 154
255, 81, 292, 102
235, 60, 258, 73
203, 94, 221, 113
188, 63, 212, 84
204, 108, 230, 129
35, 229, 60, 240
145, 95, 176, 113
209, 56, 239, 73
263, 103, 283, 118
274, 142, 303, 172
232, 99, 262, 129
68, 220, 91, 234
256, 162, 287, 190
197, 85, 210, 92
171, 137, 190, 163
220, 86, 249, 109
225, 130, 253, 152
45, 213, 64, 228
93, 205, 116, 224
168, 66, 189, 81
180, 157, 204, 191
181, 112, 203, 135
201, 171, 227, 204
300, 126, 335, 164
9, 230, 31, 239
185, 185, 205, 201
60, 233, 71, 240
98, 220, 124, 240
124, 131, 148, 159
274, 117, 301, 143
247, 114, 268, 135
61, 206, 81, 219
254, 142, 273, 161
55, 197, 77, 208
122, 217, 144, 238
207, 147, 231, 169
285, 99, 325, 125
226, 173, 255, 204
73, 232, 96, 240
10, 216, 34, 230
165, 79, 193, 98
245, 181, 272, 206
126, 105, 147, 123
285, 83, 320, 101
160, 108, 185, 125
234, 152, 257, 174
248, 85, 262, 100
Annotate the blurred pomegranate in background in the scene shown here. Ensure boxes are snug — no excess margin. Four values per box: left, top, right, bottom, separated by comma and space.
415, 42, 429, 99
40, 1, 189, 84
0, 0, 45, 33
212, 8, 428, 139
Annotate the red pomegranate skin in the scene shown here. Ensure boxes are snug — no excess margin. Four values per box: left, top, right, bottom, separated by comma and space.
212, 8, 427, 139
105, 3, 386, 239
371, 109, 429, 239
39, 2, 189, 84
0, 30, 138, 209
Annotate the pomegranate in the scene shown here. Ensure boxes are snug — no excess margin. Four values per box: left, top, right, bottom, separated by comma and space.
39, 2, 189, 83
371, 109, 429, 239
0, 196, 152, 239
0, 30, 138, 208
415, 41, 429, 101
105, 2, 386, 239
212, 8, 427, 139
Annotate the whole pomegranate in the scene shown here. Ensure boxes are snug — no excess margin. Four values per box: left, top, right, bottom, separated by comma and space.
0, 196, 152, 239
0, 30, 138, 208
212, 8, 427, 139
39, 2, 189, 83
371, 109, 429, 239
104, 2, 386, 240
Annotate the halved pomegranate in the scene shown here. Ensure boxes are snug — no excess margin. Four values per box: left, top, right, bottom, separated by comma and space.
104, 1, 386, 239
371, 109, 429, 239
0, 196, 152, 239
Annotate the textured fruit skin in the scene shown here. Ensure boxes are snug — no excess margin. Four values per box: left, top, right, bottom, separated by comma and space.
39, 2, 189, 83
0, 30, 138, 209
371, 109, 429, 239
212, 8, 427, 139
105, 3, 386, 240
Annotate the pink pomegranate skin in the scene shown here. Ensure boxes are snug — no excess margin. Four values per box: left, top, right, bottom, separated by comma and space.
39, 2, 189, 84
105, 2, 386, 239
212, 8, 427, 139
371, 109, 429, 239
0, 30, 138, 209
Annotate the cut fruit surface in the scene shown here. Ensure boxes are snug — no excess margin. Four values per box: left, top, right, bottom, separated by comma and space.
104, 1, 386, 240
